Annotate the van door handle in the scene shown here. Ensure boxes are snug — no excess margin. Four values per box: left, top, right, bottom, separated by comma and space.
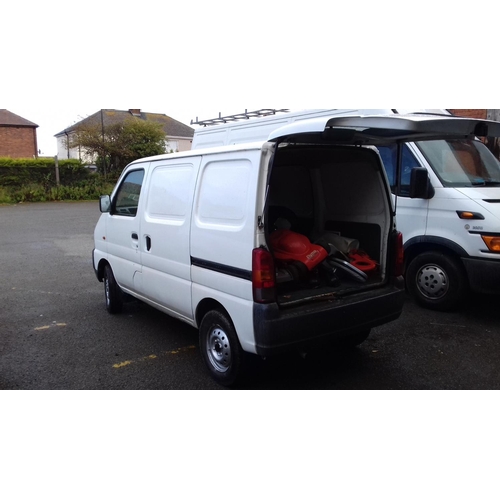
145, 236, 152, 251
131, 232, 139, 250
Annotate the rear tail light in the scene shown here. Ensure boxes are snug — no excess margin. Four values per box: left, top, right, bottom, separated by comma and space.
393, 231, 404, 277
252, 247, 276, 303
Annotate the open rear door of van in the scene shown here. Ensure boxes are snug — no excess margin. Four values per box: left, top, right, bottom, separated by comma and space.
268, 114, 500, 145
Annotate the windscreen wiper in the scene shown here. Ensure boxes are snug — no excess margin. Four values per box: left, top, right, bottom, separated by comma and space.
470, 179, 500, 186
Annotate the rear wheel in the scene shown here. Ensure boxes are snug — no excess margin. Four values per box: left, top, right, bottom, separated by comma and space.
406, 251, 467, 311
103, 264, 123, 314
199, 310, 246, 387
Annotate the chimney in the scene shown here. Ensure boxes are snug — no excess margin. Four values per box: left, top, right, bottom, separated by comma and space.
129, 109, 141, 117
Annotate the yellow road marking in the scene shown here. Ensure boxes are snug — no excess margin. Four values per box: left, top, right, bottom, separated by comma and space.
113, 345, 196, 369
34, 323, 67, 331
113, 360, 133, 368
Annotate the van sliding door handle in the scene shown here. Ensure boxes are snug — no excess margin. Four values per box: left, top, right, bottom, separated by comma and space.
131, 232, 139, 250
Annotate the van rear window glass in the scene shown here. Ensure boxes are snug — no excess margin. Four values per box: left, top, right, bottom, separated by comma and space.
147, 165, 194, 220
196, 160, 251, 225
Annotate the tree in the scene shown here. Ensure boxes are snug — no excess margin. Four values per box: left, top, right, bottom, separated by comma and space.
69, 117, 167, 175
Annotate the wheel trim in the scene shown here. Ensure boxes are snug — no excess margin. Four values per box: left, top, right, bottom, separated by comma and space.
416, 263, 449, 300
206, 326, 232, 373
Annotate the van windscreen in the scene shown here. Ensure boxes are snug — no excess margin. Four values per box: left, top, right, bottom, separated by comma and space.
417, 139, 500, 187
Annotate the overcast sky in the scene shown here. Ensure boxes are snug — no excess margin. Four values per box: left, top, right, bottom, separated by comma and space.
2, 1, 496, 156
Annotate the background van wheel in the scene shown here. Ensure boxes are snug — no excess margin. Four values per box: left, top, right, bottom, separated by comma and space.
199, 310, 246, 387
406, 251, 468, 311
103, 264, 123, 314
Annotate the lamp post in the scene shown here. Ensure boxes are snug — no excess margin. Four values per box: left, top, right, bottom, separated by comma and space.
101, 109, 107, 179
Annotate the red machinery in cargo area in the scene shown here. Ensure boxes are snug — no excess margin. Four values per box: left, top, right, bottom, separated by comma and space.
270, 229, 377, 285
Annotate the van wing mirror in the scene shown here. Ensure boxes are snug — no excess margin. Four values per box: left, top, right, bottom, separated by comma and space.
409, 167, 434, 199
99, 195, 111, 213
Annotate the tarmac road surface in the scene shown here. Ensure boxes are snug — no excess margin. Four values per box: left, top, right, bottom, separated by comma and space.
1, 201, 500, 390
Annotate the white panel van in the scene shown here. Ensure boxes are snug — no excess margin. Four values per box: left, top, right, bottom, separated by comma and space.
192, 109, 500, 311
93, 114, 499, 385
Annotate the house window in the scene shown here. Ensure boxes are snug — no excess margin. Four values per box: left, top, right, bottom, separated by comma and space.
166, 140, 179, 152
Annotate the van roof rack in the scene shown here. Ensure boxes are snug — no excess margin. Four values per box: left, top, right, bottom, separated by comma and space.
191, 108, 290, 127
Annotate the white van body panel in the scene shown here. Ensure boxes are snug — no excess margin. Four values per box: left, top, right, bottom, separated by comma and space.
140, 157, 202, 321
191, 149, 262, 270
189, 147, 263, 352
426, 188, 500, 259
455, 186, 500, 201
103, 167, 146, 292
191, 274, 256, 353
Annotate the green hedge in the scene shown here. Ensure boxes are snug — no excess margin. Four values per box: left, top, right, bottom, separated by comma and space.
0, 178, 117, 204
0, 157, 90, 187
0, 158, 120, 204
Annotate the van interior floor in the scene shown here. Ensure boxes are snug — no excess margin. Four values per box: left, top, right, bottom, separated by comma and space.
276, 272, 384, 306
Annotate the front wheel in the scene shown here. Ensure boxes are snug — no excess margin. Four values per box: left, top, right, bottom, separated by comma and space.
406, 251, 468, 311
103, 264, 123, 314
199, 310, 246, 387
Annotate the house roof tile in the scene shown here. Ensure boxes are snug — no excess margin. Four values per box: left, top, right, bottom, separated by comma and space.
0, 109, 38, 127
55, 109, 194, 138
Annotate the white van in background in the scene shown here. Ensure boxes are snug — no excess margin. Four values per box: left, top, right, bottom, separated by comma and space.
191, 108, 448, 149
192, 109, 500, 311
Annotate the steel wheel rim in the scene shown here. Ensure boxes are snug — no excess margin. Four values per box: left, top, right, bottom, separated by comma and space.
416, 263, 449, 300
206, 326, 232, 373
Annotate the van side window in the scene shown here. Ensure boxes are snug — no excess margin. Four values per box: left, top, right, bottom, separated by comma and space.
112, 169, 145, 216
377, 145, 420, 196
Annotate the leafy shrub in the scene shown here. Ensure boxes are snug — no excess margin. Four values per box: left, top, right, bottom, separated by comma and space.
2, 177, 116, 204
0, 187, 13, 204
0, 156, 119, 204
0, 157, 90, 188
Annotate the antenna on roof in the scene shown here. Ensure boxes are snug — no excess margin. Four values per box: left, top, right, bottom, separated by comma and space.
191, 108, 290, 127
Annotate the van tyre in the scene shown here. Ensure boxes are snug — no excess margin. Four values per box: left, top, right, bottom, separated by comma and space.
406, 251, 467, 311
199, 310, 246, 387
103, 264, 123, 314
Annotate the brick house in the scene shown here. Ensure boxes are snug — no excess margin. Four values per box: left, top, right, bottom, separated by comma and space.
450, 109, 500, 158
55, 108, 194, 161
449, 109, 488, 119
0, 109, 39, 158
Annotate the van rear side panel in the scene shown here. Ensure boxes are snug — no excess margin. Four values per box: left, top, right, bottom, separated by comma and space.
191, 150, 262, 272
190, 148, 263, 352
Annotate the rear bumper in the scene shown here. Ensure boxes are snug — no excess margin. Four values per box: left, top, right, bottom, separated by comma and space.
253, 278, 405, 356
462, 257, 500, 294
